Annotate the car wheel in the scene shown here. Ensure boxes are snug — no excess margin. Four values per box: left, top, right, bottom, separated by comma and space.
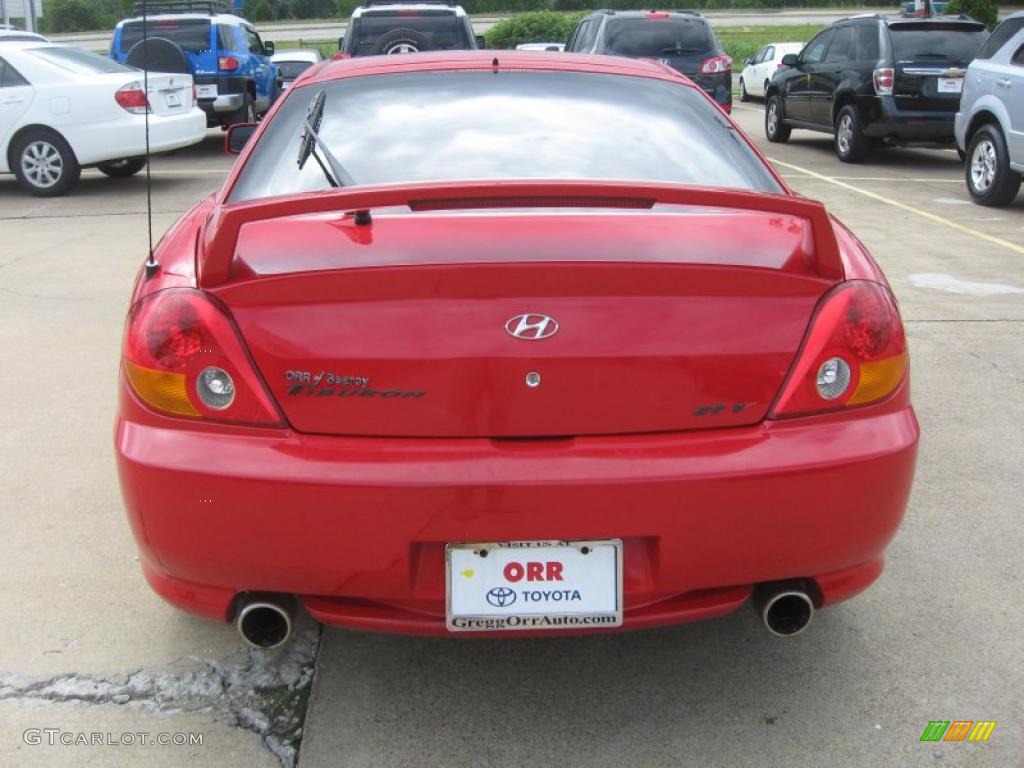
228, 93, 256, 127
765, 94, 790, 143
739, 78, 749, 102
834, 105, 868, 163
965, 124, 1021, 207
97, 158, 147, 178
12, 129, 81, 197
375, 28, 432, 55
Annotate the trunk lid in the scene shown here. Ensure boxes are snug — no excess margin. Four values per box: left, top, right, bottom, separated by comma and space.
142, 73, 193, 117
212, 208, 838, 438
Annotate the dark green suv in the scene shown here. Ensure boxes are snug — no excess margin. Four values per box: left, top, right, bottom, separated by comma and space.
765, 14, 989, 162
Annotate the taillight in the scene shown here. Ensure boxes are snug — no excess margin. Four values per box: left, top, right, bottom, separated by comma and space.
115, 82, 149, 114
219, 55, 239, 71
770, 281, 907, 418
123, 289, 282, 426
700, 55, 731, 74
873, 67, 894, 96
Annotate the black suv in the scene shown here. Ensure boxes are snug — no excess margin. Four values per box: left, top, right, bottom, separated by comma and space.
338, 0, 481, 57
565, 10, 732, 111
765, 14, 989, 162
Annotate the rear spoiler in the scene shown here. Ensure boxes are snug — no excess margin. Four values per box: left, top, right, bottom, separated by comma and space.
198, 181, 844, 287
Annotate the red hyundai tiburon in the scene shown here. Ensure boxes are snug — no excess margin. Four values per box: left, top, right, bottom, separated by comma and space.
115, 52, 918, 647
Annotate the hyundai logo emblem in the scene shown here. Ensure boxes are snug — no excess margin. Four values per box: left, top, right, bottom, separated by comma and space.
505, 313, 558, 340
486, 587, 517, 608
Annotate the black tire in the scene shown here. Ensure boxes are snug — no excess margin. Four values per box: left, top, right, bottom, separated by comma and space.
965, 124, 1021, 207
374, 27, 432, 55
124, 37, 189, 74
12, 128, 81, 197
739, 78, 750, 102
227, 93, 257, 128
97, 157, 147, 178
765, 94, 790, 143
834, 105, 868, 163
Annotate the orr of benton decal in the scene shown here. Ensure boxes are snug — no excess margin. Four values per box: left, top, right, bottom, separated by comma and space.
284, 370, 426, 399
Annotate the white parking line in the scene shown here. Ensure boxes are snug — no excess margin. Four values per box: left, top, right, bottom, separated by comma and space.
768, 156, 1024, 256
778, 174, 961, 183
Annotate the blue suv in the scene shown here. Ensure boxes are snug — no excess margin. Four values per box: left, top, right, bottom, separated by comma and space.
110, 1, 279, 128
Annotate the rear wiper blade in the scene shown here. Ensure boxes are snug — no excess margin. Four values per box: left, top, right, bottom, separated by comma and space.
297, 90, 355, 188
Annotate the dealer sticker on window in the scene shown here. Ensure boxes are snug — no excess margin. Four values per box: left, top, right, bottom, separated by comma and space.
446, 540, 623, 632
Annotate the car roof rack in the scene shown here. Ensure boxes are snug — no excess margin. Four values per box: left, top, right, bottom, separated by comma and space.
132, 1, 236, 16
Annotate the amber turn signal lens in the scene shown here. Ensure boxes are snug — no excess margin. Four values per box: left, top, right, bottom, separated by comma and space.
124, 360, 199, 417
848, 351, 908, 406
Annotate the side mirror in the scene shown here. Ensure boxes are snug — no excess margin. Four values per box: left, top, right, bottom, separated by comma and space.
781, 53, 799, 67
744, 58, 753, 65
475, 35, 486, 49
264, 40, 275, 56
225, 122, 258, 155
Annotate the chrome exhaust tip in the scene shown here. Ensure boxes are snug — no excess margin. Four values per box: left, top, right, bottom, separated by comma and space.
236, 597, 294, 650
757, 588, 814, 637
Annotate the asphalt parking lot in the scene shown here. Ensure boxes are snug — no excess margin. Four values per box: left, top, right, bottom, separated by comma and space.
1, 102, 1022, 768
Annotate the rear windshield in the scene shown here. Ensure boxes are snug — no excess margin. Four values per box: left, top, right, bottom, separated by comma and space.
229, 71, 781, 202
604, 19, 714, 57
121, 19, 212, 52
354, 12, 465, 55
30, 46, 134, 74
277, 60, 316, 79
889, 24, 988, 64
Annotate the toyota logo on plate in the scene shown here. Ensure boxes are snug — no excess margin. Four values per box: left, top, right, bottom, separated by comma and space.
486, 587, 517, 608
505, 314, 558, 340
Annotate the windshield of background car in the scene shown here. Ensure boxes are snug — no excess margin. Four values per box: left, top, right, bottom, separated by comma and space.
354, 12, 464, 54
603, 19, 713, 57
889, 24, 988, 63
277, 60, 316, 79
121, 19, 211, 52
228, 71, 782, 202
29, 46, 135, 74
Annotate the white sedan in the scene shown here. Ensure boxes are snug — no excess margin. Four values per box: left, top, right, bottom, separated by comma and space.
738, 41, 804, 102
0, 42, 206, 196
270, 49, 323, 90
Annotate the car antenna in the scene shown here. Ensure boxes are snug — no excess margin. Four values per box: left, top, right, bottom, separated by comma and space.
141, 1, 159, 279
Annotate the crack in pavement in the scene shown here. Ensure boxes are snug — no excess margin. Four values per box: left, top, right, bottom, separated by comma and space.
0, 628, 321, 768
963, 350, 1024, 386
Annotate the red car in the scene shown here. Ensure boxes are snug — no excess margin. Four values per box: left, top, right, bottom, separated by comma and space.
115, 51, 918, 648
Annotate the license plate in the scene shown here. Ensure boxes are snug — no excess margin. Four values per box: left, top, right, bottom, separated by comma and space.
937, 77, 963, 94
446, 540, 623, 632
195, 84, 218, 99
163, 90, 182, 107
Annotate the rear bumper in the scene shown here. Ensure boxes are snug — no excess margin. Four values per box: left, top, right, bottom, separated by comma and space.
861, 95, 957, 142
70, 109, 207, 165
116, 384, 918, 636
199, 94, 244, 115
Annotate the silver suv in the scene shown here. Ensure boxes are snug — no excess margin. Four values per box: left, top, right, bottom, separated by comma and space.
955, 12, 1024, 206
